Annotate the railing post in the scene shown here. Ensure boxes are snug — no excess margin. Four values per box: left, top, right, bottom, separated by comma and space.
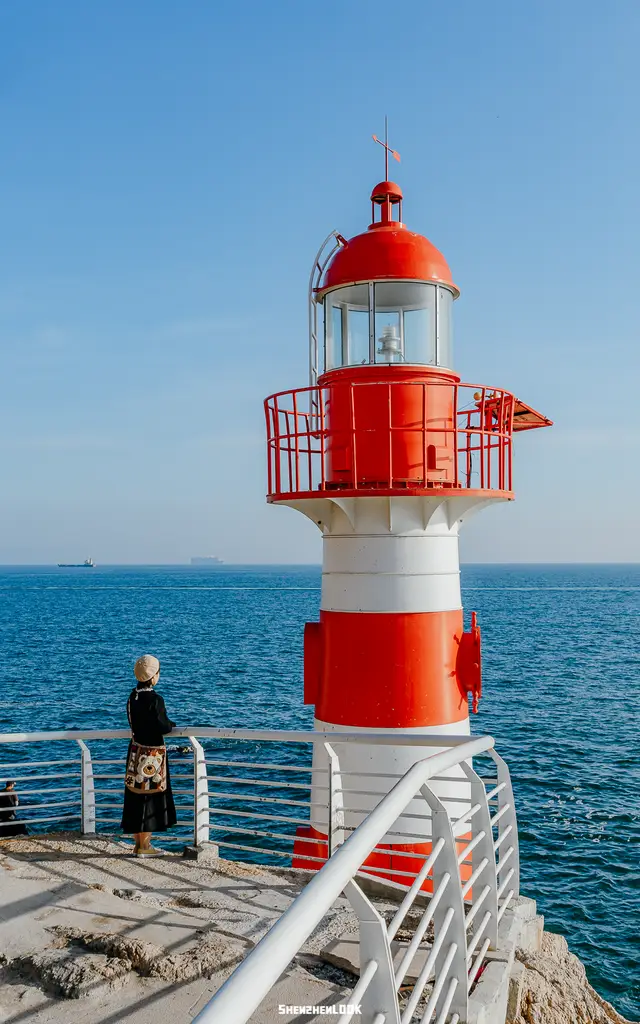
272, 401, 280, 493
189, 737, 210, 847
453, 382, 459, 487
477, 388, 483, 490
490, 751, 520, 902
422, 382, 427, 485
324, 741, 344, 856
421, 784, 469, 1024
344, 880, 401, 1024
320, 386, 327, 491
460, 761, 499, 950
76, 740, 95, 835
292, 391, 300, 493
264, 400, 273, 496
350, 384, 358, 489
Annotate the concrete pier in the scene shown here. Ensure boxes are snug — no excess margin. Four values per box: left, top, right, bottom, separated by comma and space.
0, 834, 633, 1024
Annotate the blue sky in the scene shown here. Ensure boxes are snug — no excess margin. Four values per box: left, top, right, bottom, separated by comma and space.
0, 0, 638, 563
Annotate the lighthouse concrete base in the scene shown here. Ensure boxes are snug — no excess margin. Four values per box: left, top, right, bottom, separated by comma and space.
294, 718, 474, 887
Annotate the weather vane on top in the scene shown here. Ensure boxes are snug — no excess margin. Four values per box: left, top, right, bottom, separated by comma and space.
372, 116, 401, 181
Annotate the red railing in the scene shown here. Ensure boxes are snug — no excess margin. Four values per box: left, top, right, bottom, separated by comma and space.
265, 382, 515, 499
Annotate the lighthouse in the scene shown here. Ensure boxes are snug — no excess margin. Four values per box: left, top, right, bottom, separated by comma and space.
265, 136, 551, 882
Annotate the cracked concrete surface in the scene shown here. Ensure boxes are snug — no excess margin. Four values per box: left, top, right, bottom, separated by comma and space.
0, 833, 358, 1023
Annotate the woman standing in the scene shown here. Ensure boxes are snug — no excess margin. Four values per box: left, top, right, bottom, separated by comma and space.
0, 781, 27, 837
121, 654, 177, 856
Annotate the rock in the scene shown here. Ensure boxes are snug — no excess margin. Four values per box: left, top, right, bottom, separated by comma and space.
4, 923, 245, 999
149, 934, 243, 983
8, 947, 132, 999
57, 928, 164, 974
507, 960, 526, 1021
54, 925, 245, 984
509, 931, 637, 1024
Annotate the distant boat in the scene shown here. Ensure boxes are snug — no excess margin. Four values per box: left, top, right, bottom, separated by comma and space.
190, 556, 223, 566
57, 558, 95, 568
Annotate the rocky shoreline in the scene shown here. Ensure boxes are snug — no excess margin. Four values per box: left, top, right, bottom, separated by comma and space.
510, 932, 635, 1024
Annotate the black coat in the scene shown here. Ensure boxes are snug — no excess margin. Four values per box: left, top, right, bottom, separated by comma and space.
0, 792, 18, 822
121, 685, 177, 834
0, 792, 27, 836
127, 687, 176, 745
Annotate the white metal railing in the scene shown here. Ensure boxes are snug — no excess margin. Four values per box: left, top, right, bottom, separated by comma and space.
0, 727, 519, 1023
192, 734, 518, 1024
0, 728, 504, 862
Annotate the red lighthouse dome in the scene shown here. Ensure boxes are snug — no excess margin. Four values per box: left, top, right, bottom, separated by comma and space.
318, 181, 459, 298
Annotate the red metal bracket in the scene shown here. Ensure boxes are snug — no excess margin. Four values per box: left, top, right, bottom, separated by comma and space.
456, 611, 482, 713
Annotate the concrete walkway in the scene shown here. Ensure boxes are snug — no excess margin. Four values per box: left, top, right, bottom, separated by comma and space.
1, 834, 633, 1024
0, 834, 358, 1024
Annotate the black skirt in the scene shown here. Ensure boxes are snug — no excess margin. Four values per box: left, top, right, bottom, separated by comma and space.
121, 746, 177, 834
0, 821, 28, 837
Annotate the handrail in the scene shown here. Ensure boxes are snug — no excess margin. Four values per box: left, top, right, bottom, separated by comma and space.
0, 727, 479, 746
266, 380, 512, 404
308, 230, 345, 389
193, 735, 493, 1024
265, 379, 515, 499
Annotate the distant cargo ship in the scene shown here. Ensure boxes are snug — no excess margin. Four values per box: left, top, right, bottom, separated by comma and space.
190, 556, 223, 566
57, 558, 95, 568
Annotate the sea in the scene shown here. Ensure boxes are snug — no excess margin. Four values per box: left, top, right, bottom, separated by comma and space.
0, 562, 638, 1018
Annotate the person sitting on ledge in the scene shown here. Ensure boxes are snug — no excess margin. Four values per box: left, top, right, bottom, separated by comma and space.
0, 781, 28, 837
121, 654, 177, 857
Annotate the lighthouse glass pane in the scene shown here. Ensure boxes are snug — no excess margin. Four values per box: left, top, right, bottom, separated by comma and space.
347, 309, 369, 365
404, 308, 433, 363
324, 304, 343, 370
324, 285, 369, 367
436, 286, 454, 367
374, 282, 436, 365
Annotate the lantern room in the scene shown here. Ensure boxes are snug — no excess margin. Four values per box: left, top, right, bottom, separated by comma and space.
313, 180, 460, 378
321, 280, 455, 370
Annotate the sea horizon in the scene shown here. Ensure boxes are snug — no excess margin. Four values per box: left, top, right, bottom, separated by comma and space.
3, 560, 640, 568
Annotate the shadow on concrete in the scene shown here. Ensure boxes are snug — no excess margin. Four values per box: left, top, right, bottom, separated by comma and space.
0, 835, 328, 1024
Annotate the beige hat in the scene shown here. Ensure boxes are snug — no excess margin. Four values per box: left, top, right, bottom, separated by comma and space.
133, 654, 160, 683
